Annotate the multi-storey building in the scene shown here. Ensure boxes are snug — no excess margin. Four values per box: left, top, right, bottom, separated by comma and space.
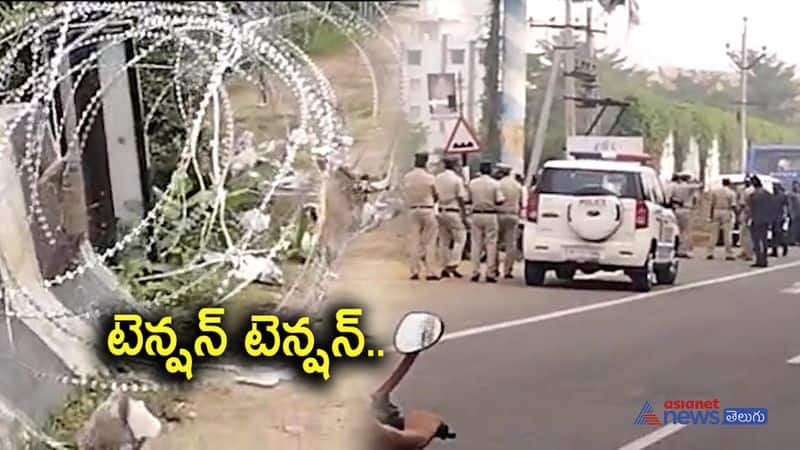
392, 0, 490, 156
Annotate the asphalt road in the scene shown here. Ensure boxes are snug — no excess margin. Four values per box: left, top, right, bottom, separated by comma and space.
349, 253, 800, 450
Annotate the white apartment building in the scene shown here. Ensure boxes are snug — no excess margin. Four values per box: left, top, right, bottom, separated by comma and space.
392, 0, 490, 154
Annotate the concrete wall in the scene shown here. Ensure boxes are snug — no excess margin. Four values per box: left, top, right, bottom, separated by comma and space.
659, 131, 724, 182
0, 104, 136, 425
97, 41, 147, 226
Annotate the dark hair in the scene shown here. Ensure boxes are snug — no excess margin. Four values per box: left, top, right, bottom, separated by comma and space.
479, 161, 493, 175
722, 178, 731, 186
751, 176, 762, 188
444, 157, 458, 171
414, 153, 429, 168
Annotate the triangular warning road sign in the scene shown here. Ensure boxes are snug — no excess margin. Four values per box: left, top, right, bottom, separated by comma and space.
444, 116, 482, 154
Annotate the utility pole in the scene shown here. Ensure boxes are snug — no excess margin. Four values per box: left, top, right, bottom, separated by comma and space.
583, 6, 596, 134
456, 72, 470, 178
529, 3, 605, 144
726, 17, 767, 172
563, 0, 576, 140
525, 47, 562, 188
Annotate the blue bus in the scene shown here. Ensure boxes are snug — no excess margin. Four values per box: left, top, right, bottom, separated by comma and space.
747, 144, 800, 188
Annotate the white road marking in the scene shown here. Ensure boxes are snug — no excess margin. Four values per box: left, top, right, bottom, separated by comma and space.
786, 354, 800, 365
617, 424, 687, 450
442, 259, 800, 343
780, 282, 800, 294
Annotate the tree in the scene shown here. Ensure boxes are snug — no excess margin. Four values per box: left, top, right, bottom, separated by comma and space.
650, 69, 736, 111
747, 51, 800, 121
480, 0, 502, 162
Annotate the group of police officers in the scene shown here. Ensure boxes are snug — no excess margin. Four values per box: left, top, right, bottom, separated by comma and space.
403, 151, 798, 282
667, 173, 797, 268
402, 152, 524, 283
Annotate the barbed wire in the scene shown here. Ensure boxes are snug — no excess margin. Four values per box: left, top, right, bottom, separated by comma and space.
0, 0, 406, 428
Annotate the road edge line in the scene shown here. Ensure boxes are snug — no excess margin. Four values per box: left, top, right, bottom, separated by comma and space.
617, 424, 687, 450
442, 259, 800, 343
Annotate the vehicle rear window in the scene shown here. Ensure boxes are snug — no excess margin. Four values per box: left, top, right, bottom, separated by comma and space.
537, 168, 643, 199
753, 151, 800, 173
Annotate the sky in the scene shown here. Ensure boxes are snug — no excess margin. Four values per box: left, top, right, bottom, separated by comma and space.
527, 0, 800, 73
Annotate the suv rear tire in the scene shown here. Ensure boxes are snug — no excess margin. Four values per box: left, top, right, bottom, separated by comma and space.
525, 261, 546, 286
630, 255, 655, 292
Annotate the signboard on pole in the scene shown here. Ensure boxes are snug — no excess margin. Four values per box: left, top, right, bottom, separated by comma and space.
444, 116, 482, 154
427, 73, 458, 119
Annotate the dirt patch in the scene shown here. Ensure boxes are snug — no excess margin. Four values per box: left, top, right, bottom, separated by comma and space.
147, 375, 370, 450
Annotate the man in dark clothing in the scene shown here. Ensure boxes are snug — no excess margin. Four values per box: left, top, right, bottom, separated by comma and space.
770, 183, 789, 257
747, 176, 773, 268
789, 181, 800, 245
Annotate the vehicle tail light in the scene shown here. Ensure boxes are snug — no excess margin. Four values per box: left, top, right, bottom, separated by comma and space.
526, 189, 539, 222
635, 200, 648, 229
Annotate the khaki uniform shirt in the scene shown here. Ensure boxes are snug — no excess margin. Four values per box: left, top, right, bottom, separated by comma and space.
434, 170, 467, 210
673, 183, 701, 208
710, 186, 736, 212
468, 175, 505, 212
671, 183, 689, 208
497, 176, 524, 215
739, 186, 755, 220
402, 168, 436, 208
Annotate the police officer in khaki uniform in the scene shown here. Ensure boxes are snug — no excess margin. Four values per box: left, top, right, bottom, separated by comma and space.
402, 153, 439, 280
673, 174, 702, 257
737, 178, 755, 260
664, 174, 680, 206
706, 178, 737, 260
435, 157, 468, 278
495, 164, 524, 279
467, 161, 505, 283
671, 176, 693, 257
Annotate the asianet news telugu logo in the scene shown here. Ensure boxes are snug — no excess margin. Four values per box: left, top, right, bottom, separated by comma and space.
634, 400, 767, 426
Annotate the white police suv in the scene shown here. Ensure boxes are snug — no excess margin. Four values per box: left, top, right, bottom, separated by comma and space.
523, 158, 680, 292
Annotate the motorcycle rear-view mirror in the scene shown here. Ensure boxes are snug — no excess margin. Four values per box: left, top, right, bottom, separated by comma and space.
393, 312, 445, 354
